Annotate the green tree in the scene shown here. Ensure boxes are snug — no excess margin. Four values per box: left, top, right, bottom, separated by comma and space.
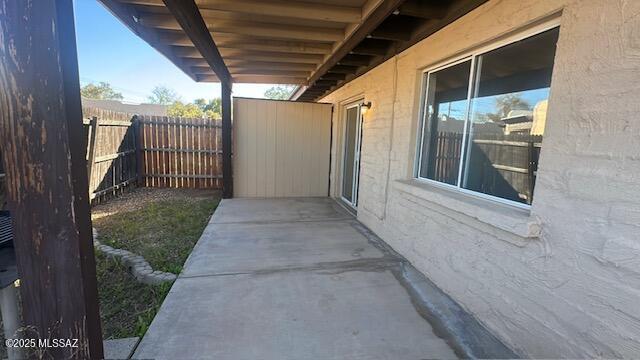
487, 93, 530, 122
167, 101, 204, 118
194, 98, 221, 118
148, 86, 180, 105
264, 85, 295, 100
80, 82, 123, 100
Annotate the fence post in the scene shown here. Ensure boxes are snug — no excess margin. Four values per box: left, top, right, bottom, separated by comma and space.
527, 140, 536, 204
133, 115, 144, 186
86, 116, 99, 198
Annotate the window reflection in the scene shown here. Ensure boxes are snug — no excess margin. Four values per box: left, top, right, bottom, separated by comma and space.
419, 60, 471, 185
417, 27, 560, 206
461, 28, 559, 204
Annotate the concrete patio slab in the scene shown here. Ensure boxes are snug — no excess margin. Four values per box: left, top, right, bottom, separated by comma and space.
182, 219, 384, 277
133, 198, 458, 360
210, 197, 352, 224
104, 337, 138, 359
134, 270, 456, 360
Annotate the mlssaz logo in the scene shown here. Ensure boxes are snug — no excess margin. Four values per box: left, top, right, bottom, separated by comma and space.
38, 338, 79, 348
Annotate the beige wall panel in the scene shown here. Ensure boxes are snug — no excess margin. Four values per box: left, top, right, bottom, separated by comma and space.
233, 98, 332, 197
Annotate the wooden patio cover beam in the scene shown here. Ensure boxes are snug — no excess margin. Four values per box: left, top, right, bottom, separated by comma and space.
161, 0, 232, 87
301, 0, 408, 95
159, 0, 234, 198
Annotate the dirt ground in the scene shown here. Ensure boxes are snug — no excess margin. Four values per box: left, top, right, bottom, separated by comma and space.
91, 188, 220, 220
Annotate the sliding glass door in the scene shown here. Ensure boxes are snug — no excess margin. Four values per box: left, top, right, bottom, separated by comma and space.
341, 103, 363, 208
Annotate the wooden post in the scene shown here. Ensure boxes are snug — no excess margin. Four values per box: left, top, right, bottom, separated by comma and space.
133, 115, 145, 186
0, 1, 104, 359
221, 82, 233, 198
86, 116, 99, 198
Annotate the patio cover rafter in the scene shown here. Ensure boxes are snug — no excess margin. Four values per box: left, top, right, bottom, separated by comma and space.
101, 0, 489, 92
161, 0, 232, 87
99, 0, 409, 86
120, 0, 362, 23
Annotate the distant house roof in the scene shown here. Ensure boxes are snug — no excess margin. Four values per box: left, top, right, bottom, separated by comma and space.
81, 98, 168, 116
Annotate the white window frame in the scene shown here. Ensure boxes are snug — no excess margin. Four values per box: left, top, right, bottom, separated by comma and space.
415, 19, 561, 210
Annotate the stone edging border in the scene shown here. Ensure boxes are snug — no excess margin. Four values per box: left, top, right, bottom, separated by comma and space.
92, 228, 177, 285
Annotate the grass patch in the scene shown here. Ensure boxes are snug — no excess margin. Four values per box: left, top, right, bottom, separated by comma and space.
93, 197, 219, 274
93, 191, 220, 339
96, 251, 171, 339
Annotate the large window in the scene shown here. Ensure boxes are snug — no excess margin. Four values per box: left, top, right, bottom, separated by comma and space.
417, 26, 560, 206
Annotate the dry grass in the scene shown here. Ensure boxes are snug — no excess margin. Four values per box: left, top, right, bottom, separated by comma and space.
92, 188, 220, 338
92, 188, 220, 220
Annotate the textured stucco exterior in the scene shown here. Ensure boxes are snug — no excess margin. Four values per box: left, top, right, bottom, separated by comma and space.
321, 0, 640, 357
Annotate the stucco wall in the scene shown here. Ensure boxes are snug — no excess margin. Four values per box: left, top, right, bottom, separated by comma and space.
321, 0, 640, 357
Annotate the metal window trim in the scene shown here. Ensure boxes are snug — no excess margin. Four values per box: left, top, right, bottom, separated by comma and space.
414, 18, 562, 209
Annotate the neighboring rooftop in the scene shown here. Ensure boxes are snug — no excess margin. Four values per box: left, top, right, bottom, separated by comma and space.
82, 97, 168, 116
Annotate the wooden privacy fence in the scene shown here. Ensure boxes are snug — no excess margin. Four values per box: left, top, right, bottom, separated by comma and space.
83, 107, 222, 202
83, 107, 137, 202
138, 115, 222, 189
431, 132, 464, 185
429, 131, 542, 204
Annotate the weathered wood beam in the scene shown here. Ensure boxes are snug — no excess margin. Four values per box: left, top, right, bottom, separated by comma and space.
302, 0, 407, 90
161, 0, 232, 85
0, 0, 103, 358
140, 14, 344, 42
197, 0, 361, 23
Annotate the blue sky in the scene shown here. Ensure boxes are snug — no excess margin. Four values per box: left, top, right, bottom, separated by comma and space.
73, 0, 279, 103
